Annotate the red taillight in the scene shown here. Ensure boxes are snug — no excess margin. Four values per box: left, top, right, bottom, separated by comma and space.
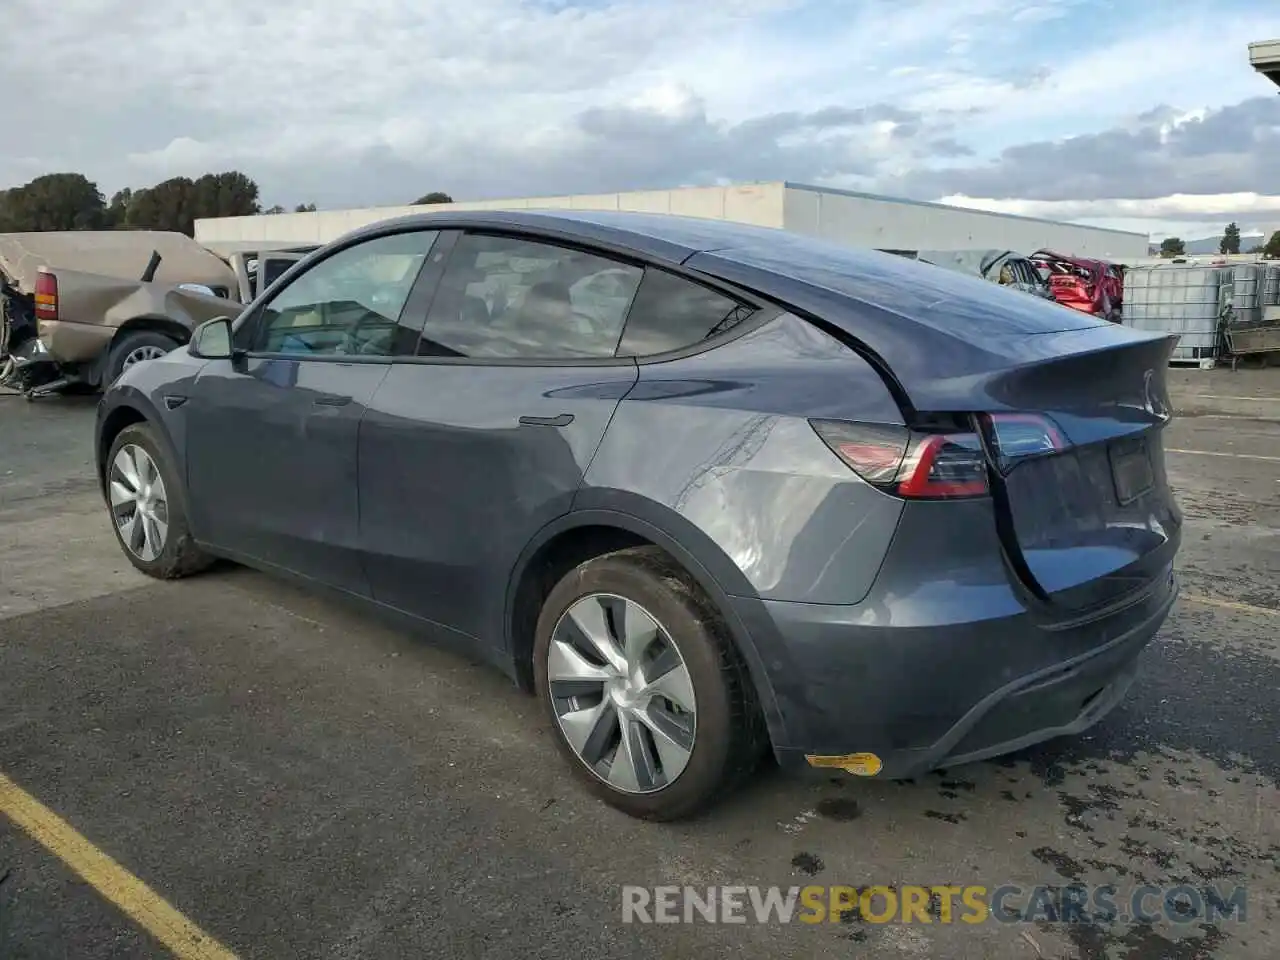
35, 270, 58, 323
811, 413, 1066, 501
896, 433, 988, 498
811, 420, 987, 499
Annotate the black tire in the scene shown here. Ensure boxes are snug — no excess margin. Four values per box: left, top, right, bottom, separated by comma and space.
104, 330, 179, 386
105, 423, 213, 580
532, 546, 766, 821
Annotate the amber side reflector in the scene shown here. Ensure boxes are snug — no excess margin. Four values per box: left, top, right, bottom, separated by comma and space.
805, 752, 883, 776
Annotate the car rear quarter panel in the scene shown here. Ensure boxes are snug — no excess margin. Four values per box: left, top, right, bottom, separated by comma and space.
581, 312, 906, 607
37, 319, 114, 365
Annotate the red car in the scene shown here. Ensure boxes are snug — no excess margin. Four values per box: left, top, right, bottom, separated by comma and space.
1031, 250, 1124, 322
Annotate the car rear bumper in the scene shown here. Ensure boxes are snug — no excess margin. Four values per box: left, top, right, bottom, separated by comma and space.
730, 564, 1177, 780
39, 319, 112, 365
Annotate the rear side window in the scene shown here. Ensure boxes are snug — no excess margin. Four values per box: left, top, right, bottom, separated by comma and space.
616, 269, 754, 358
417, 233, 642, 360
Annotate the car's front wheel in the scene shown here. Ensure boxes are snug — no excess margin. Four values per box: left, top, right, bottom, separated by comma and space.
105, 423, 213, 580
533, 546, 765, 820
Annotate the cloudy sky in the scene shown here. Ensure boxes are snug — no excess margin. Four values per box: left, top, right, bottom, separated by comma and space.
3, 0, 1278, 242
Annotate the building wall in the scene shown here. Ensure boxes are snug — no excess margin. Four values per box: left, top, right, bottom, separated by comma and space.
781, 184, 1149, 260
194, 180, 1147, 261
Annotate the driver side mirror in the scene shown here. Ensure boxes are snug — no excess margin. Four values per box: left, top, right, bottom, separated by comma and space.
190, 316, 238, 361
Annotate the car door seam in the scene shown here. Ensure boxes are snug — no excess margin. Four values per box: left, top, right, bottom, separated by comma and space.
354, 363, 395, 575
571, 357, 640, 511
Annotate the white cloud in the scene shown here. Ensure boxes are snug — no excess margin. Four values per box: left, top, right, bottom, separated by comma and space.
1010, 3, 1073, 22
943, 194, 1280, 243
943, 193, 1280, 221
1, 0, 1277, 242
628, 82, 701, 119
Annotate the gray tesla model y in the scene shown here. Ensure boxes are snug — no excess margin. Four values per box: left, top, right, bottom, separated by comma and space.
95, 210, 1181, 820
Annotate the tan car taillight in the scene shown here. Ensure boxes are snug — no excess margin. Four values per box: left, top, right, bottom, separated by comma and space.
35, 269, 58, 326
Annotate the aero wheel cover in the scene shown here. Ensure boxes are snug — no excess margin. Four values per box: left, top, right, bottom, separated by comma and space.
108, 444, 170, 562
546, 592, 697, 794
121, 344, 169, 371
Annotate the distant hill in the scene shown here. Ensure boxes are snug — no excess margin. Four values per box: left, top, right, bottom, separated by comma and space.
1185, 236, 1226, 254
1184, 234, 1267, 255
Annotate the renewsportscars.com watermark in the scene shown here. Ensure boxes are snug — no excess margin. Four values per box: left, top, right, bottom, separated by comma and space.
621, 884, 1248, 926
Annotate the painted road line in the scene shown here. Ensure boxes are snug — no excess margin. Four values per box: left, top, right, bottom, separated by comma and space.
0, 772, 238, 960
1166, 447, 1280, 462
1187, 394, 1280, 404
1181, 594, 1280, 618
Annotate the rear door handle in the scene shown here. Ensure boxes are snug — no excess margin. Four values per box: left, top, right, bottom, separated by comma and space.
519, 413, 574, 427
314, 396, 352, 407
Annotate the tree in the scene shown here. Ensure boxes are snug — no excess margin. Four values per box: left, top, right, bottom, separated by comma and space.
0, 173, 106, 231
125, 176, 196, 233
1264, 231, 1280, 260
105, 188, 133, 227
413, 191, 453, 204
190, 171, 260, 219
263, 204, 286, 214
1159, 237, 1185, 258
124, 170, 261, 235
1248, 244, 1265, 254
294, 202, 317, 213
1220, 222, 1241, 255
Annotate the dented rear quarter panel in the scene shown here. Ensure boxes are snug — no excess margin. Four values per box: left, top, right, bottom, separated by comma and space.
581, 313, 907, 607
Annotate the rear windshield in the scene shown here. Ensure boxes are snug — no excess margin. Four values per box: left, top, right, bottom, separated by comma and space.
705, 233, 1105, 338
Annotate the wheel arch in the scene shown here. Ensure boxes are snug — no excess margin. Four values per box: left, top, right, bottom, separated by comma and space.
112, 314, 192, 345
95, 393, 174, 496
88, 317, 191, 386
504, 502, 789, 751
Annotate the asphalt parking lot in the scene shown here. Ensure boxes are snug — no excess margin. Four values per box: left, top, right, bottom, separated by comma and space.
1, 370, 1277, 960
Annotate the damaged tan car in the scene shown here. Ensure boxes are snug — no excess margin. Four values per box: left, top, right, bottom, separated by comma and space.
0, 231, 310, 398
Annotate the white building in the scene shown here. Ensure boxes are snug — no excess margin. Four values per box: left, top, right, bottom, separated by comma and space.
1250, 38, 1280, 88
194, 181, 1149, 261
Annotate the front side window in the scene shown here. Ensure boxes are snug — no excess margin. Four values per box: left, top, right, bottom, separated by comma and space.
616, 269, 754, 358
252, 231, 438, 357
417, 234, 642, 359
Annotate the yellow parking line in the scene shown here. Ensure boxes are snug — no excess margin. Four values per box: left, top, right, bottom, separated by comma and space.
0, 772, 238, 960
1180, 594, 1280, 618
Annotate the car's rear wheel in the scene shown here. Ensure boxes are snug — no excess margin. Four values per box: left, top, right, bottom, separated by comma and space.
105, 423, 213, 580
532, 546, 764, 821
105, 331, 179, 385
